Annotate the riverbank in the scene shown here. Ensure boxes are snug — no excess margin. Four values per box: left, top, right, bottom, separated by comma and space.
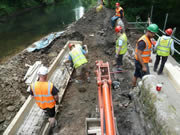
0, 0, 98, 64
0, 29, 84, 134
0, 7, 146, 134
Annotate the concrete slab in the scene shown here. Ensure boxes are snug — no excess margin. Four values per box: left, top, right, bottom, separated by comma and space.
16, 53, 71, 135
136, 54, 180, 134
3, 41, 81, 135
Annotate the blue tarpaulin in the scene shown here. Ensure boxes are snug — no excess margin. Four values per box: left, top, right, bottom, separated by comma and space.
27, 31, 64, 52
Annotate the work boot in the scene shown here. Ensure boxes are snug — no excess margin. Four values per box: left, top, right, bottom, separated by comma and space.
53, 120, 58, 128
153, 68, 157, 72
157, 71, 162, 75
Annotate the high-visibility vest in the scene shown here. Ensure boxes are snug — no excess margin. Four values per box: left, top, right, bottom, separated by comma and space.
135, 35, 152, 63
157, 37, 173, 56
116, 7, 124, 17
116, 33, 128, 55
69, 48, 88, 69
31, 82, 56, 109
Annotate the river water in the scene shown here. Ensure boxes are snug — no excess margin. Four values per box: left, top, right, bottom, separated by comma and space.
0, 0, 97, 61
1, 0, 180, 63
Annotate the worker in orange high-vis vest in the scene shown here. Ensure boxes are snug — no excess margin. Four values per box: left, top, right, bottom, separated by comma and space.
30, 66, 59, 128
132, 24, 159, 87
111, 2, 124, 27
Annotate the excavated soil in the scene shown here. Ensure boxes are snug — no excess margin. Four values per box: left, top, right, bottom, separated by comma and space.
0, 7, 145, 135
53, 8, 145, 135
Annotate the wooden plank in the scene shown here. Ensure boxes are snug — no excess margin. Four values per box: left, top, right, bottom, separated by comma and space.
88, 129, 101, 134
42, 41, 82, 135
85, 118, 101, 135
24, 61, 42, 80
3, 40, 82, 135
25, 64, 42, 84
3, 96, 35, 135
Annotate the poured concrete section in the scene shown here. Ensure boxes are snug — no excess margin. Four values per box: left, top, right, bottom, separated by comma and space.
3, 41, 82, 135
164, 62, 180, 91
137, 54, 180, 134
17, 58, 72, 135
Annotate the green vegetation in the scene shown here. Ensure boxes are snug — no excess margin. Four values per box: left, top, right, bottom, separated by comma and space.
0, 0, 55, 16
107, 0, 180, 23
107, 0, 180, 62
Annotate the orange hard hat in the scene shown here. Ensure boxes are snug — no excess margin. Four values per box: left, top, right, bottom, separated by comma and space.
116, 2, 120, 6
68, 43, 74, 49
165, 28, 173, 36
115, 26, 122, 33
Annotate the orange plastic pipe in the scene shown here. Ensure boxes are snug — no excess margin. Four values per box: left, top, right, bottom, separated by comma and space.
102, 82, 115, 135
98, 86, 104, 135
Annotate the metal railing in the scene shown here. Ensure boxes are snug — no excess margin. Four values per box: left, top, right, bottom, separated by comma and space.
155, 31, 180, 55
127, 7, 180, 56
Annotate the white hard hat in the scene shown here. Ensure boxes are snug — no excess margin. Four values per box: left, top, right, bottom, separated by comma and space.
38, 66, 48, 75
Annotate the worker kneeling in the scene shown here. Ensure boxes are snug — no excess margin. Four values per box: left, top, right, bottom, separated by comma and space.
115, 26, 128, 71
65, 43, 89, 82
30, 66, 59, 128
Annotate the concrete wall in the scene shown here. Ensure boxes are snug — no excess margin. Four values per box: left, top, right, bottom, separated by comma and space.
137, 75, 180, 135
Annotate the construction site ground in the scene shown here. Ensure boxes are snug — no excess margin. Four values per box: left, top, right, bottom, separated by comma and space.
1, 7, 148, 134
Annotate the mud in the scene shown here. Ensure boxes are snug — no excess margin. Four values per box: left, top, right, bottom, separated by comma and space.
0, 7, 146, 135
52, 8, 145, 135
0, 30, 84, 134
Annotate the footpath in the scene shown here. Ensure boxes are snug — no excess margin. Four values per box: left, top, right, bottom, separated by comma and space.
136, 53, 180, 134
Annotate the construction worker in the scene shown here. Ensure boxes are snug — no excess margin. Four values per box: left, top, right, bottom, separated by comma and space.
65, 43, 89, 82
30, 66, 59, 128
153, 28, 174, 75
115, 26, 128, 71
132, 24, 159, 87
98, 0, 104, 5
111, 2, 124, 28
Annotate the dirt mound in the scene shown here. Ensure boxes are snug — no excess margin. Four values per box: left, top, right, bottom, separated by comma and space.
0, 30, 84, 133
0, 7, 146, 135
52, 7, 145, 135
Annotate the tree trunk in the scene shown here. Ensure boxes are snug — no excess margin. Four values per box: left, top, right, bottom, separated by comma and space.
108, 0, 111, 7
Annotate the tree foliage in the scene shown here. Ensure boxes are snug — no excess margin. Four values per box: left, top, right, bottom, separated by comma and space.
0, 0, 55, 16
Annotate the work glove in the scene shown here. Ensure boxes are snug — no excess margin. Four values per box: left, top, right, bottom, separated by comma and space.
115, 54, 118, 58
63, 59, 67, 64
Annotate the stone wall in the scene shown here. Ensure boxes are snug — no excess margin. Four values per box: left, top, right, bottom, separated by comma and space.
136, 75, 180, 135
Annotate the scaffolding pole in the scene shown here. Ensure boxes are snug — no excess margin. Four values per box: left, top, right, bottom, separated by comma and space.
163, 13, 168, 31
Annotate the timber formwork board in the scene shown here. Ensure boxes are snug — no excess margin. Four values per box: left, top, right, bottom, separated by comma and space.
3, 41, 82, 135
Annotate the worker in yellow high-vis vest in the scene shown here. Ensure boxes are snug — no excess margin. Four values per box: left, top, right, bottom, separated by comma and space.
115, 26, 127, 71
153, 28, 175, 75
65, 43, 89, 82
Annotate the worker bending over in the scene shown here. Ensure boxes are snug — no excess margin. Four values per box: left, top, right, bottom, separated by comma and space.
132, 24, 159, 87
115, 26, 128, 71
153, 28, 174, 75
65, 43, 89, 82
111, 2, 124, 28
30, 66, 59, 128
